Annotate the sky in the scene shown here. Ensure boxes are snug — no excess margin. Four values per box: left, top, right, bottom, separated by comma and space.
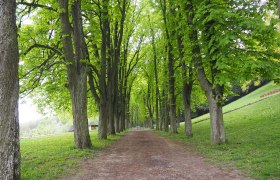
19, 98, 41, 125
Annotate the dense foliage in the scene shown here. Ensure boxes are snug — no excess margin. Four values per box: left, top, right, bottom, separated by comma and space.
17, 0, 280, 145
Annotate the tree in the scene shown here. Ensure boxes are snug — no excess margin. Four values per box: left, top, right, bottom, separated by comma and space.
174, 0, 195, 137
98, 0, 110, 139
149, 17, 160, 131
0, 0, 20, 178
58, 0, 92, 148
187, 0, 280, 144
159, 0, 178, 133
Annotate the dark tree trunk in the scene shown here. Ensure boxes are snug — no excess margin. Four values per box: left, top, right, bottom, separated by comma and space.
58, 0, 92, 148
168, 56, 177, 134
107, 62, 112, 136
150, 25, 160, 131
87, 39, 100, 108
178, 33, 193, 137
114, 0, 127, 133
107, 25, 115, 135
182, 80, 192, 137
161, 89, 169, 132
98, 0, 110, 139
0, 0, 20, 178
125, 91, 131, 128
88, 69, 100, 107
146, 80, 154, 129
161, 0, 177, 133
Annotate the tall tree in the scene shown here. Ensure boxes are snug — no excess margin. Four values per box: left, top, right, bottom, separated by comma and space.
0, 0, 20, 178
98, 0, 110, 139
176, 0, 194, 137
149, 18, 160, 131
160, 0, 177, 133
188, 0, 279, 144
58, 0, 92, 148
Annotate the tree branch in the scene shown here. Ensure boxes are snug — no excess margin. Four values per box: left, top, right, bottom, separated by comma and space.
24, 43, 62, 56
17, 1, 56, 12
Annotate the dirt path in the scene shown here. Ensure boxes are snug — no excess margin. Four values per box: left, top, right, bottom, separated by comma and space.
65, 130, 250, 180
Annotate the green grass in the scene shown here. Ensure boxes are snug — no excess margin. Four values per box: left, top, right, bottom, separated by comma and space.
193, 82, 280, 123
21, 131, 125, 179
156, 83, 280, 179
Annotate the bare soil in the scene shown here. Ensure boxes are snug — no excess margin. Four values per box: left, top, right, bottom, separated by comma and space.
64, 130, 250, 180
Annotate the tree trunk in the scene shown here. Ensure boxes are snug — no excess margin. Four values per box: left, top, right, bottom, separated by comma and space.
206, 90, 225, 145
98, 0, 110, 139
72, 0, 92, 148
183, 86, 192, 137
0, 0, 20, 178
58, 0, 92, 148
125, 92, 131, 128
161, 89, 169, 132
150, 24, 160, 131
168, 48, 177, 133
115, 111, 120, 133
107, 21, 115, 135
113, 0, 127, 133
161, 0, 177, 133
178, 34, 193, 137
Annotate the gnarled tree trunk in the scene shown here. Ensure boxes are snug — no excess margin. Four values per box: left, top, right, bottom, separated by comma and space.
0, 0, 20, 178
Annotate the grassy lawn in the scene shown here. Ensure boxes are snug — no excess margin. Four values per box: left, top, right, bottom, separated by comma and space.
192, 82, 280, 123
21, 131, 125, 179
156, 83, 280, 179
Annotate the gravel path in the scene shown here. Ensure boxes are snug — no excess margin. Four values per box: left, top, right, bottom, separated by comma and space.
64, 130, 250, 180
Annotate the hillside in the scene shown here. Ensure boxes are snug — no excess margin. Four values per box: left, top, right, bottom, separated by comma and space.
157, 82, 280, 179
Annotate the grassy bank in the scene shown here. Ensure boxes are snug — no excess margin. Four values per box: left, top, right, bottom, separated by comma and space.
156, 83, 280, 179
21, 131, 125, 179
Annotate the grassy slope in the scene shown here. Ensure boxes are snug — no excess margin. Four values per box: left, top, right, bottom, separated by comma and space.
21, 131, 125, 179
193, 82, 280, 122
157, 82, 280, 179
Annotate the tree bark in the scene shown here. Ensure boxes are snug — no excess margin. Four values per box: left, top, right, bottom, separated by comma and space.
58, 0, 92, 148
0, 0, 20, 178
